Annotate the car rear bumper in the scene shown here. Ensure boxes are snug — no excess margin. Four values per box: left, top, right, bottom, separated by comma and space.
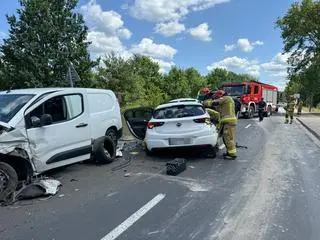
145, 132, 218, 151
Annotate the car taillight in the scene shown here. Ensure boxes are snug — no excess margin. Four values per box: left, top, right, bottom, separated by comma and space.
193, 118, 211, 124
147, 122, 164, 129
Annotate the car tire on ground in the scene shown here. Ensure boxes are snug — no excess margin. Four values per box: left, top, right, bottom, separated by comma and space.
0, 162, 18, 202
145, 148, 154, 156
206, 147, 217, 158
106, 128, 118, 147
95, 136, 116, 164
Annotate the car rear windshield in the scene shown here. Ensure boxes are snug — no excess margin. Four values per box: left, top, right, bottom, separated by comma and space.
153, 105, 205, 119
0, 94, 34, 123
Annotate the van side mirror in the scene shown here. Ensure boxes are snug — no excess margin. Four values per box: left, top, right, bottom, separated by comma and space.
31, 116, 41, 128
40, 114, 53, 126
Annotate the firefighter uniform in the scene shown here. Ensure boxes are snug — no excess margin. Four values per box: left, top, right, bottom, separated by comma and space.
204, 93, 237, 159
297, 100, 303, 115
284, 96, 295, 124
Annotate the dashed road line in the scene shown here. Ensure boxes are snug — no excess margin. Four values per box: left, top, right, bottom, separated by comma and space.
100, 193, 166, 240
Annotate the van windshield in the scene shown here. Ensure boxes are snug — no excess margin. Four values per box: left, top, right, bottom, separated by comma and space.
0, 94, 34, 123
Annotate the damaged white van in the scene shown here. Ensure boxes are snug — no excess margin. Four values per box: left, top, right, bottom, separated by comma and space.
0, 88, 122, 199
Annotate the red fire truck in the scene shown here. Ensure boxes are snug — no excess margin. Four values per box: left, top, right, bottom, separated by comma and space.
221, 81, 278, 118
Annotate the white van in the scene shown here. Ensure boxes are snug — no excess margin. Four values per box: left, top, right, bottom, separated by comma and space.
0, 88, 122, 198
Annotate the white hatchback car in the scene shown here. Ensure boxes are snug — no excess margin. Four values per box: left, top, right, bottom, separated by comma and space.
124, 102, 218, 156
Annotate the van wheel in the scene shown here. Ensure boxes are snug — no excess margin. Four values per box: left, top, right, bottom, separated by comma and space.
106, 129, 118, 147
0, 162, 18, 202
95, 136, 116, 164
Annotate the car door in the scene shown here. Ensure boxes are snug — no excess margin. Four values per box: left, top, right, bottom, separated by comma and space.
24, 91, 91, 172
123, 107, 153, 140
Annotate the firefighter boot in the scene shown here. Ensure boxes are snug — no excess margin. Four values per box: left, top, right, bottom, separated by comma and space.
223, 153, 237, 160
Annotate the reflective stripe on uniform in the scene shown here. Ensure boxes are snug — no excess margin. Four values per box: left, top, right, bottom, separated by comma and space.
220, 117, 237, 123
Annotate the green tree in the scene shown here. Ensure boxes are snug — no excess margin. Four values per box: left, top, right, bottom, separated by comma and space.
0, 0, 96, 89
95, 53, 167, 108
163, 67, 190, 99
184, 67, 207, 98
276, 0, 320, 74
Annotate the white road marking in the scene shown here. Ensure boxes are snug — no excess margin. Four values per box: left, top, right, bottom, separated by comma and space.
100, 193, 166, 240
245, 124, 252, 129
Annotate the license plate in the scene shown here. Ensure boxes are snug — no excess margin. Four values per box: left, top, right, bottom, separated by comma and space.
169, 138, 191, 145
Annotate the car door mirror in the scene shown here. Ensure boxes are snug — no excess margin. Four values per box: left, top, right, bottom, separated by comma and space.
40, 114, 53, 126
31, 116, 41, 128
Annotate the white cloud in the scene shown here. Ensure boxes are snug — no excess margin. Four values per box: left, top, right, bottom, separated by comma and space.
117, 28, 132, 39
151, 58, 175, 73
188, 23, 212, 42
207, 56, 260, 76
245, 64, 261, 77
207, 56, 257, 71
131, 38, 177, 59
224, 44, 236, 52
261, 52, 289, 72
81, 0, 131, 39
129, 0, 230, 23
87, 31, 126, 58
224, 38, 264, 52
253, 40, 264, 46
237, 38, 254, 52
154, 21, 186, 37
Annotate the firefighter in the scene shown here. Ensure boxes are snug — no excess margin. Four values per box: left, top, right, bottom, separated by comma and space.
297, 99, 303, 116
197, 87, 210, 102
284, 95, 295, 124
204, 90, 237, 160
257, 97, 266, 122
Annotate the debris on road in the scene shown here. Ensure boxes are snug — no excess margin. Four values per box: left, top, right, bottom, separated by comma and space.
129, 151, 139, 155
15, 179, 62, 201
116, 148, 123, 158
124, 173, 131, 177
166, 158, 187, 176
58, 194, 65, 198
189, 166, 195, 169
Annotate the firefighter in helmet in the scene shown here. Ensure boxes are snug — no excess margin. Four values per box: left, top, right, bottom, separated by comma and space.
197, 87, 211, 103
203, 90, 237, 160
284, 95, 296, 124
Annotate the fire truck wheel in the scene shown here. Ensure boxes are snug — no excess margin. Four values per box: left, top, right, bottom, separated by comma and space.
248, 106, 255, 118
268, 106, 272, 116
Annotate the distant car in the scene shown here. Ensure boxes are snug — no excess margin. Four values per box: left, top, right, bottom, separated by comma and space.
169, 98, 199, 103
124, 102, 218, 156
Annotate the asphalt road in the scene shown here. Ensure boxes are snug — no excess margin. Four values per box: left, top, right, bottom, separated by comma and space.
1, 114, 320, 240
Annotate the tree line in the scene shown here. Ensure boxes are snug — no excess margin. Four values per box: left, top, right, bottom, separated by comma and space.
0, 0, 256, 108
277, 0, 320, 109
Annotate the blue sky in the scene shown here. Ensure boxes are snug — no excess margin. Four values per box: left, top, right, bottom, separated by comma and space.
0, 0, 297, 90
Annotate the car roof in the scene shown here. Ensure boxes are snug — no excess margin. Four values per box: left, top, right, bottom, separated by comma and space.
156, 101, 203, 110
0, 88, 113, 95
169, 98, 198, 102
